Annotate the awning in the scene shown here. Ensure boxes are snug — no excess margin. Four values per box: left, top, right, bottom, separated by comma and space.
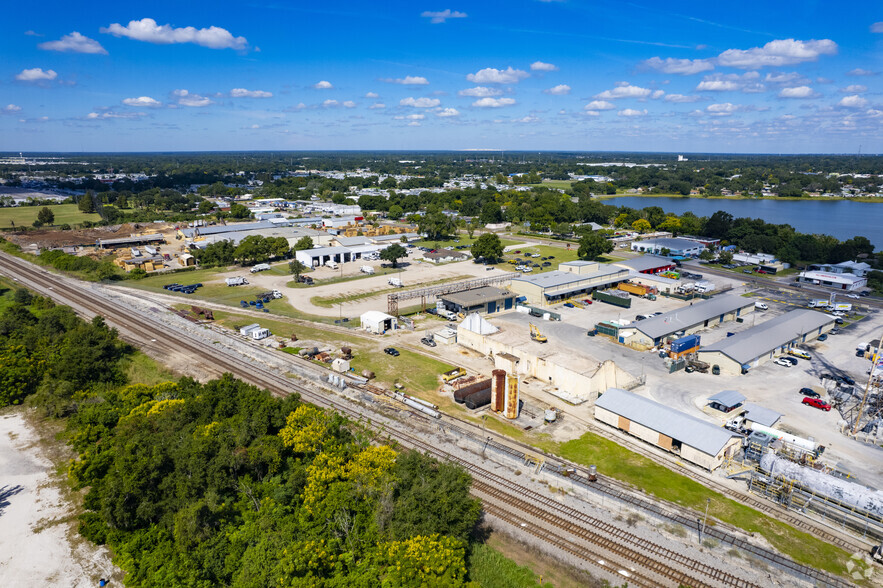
707, 389, 746, 408
741, 402, 782, 427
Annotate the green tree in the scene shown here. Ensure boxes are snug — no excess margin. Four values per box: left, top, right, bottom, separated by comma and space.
37, 206, 55, 226
78, 193, 96, 213
718, 250, 734, 265
380, 244, 407, 268
470, 233, 503, 262
699, 248, 715, 261
197, 200, 214, 214
388, 204, 404, 219
229, 203, 251, 219
13, 288, 33, 305
466, 218, 479, 239
289, 260, 307, 281
577, 232, 614, 260
293, 236, 314, 251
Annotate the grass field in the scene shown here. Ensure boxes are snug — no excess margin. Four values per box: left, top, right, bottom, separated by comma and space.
467, 543, 554, 588
415, 236, 521, 250
540, 432, 860, 578
0, 204, 101, 228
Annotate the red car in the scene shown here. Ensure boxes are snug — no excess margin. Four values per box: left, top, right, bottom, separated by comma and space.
802, 397, 831, 411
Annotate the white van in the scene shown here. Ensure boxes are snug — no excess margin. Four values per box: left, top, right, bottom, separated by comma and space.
360, 265, 375, 274
325, 260, 339, 270
754, 301, 768, 310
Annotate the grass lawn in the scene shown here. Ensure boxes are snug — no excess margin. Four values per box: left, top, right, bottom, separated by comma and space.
415, 236, 521, 250
539, 431, 858, 578
0, 204, 101, 228
120, 351, 180, 385
467, 542, 553, 588
525, 180, 573, 190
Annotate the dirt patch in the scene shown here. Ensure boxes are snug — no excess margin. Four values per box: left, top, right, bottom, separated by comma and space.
2, 222, 176, 249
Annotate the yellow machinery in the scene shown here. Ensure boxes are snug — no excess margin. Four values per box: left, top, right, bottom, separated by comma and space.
529, 323, 548, 343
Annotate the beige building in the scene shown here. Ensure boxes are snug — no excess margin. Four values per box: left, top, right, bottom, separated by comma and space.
697, 309, 835, 375
594, 388, 742, 471
509, 261, 629, 305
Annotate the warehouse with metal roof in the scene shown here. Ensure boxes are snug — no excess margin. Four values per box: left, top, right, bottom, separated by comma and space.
508, 261, 629, 304
594, 388, 743, 471
440, 286, 516, 315
697, 309, 834, 375
619, 294, 755, 347
612, 255, 677, 275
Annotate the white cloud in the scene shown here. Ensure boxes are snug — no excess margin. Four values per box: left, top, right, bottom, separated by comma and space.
365, 92, 379, 98
38, 32, 107, 54
696, 80, 740, 91
584, 110, 600, 116
382, 75, 429, 85
839, 95, 868, 108
231, 88, 273, 98
3, 104, 22, 113
394, 113, 425, 120
173, 89, 212, 107
664, 94, 701, 103
342, 100, 356, 108
122, 96, 162, 107
544, 84, 571, 95
514, 115, 539, 123
716, 38, 837, 69
472, 97, 516, 108
847, 68, 876, 76
642, 57, 713, 75
871, 22, 883, 33
400, 96, 441, 107
314, 80, 333, 89
841, 84, 867, 93
368, 103, 386, 109
407, 121, 421, 126
778, 86, 817, 98
764, 72, 808, 85
86, 111, 145, 120
467, 67, 529, 84
421, 9, 467, 24
618, 108, 647, 117
594, 82, 651, 100
436, 107, 460, 117
15, 68, 57, 82
651, 90, 665, 99
458, 86, 502, 97
322, 99, 339, 107
584, 100, 615, 110
706, 103, 743, 116
101, 18, 248, 50
530, 61, 558, 72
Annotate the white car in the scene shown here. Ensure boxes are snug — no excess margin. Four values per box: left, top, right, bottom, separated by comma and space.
831, 311, 846, 317
846, 294, 860, 299
774, 357, 792, 367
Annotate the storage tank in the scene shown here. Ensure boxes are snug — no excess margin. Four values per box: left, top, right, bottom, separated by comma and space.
748, 423, 818, 452
491, 369, 506, 412
504, 374, 520, 419
454, 379, 491, 403
760, 454, 883, 518
464, 388, 492, 410
544, 409, 557, 423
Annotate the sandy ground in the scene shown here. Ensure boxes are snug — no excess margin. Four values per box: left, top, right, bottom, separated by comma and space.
0, 411, 120, 587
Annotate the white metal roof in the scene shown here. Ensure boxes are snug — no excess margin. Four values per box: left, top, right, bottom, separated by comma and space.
708, 390, 745, 407
633, 294, 753, 340
360, 310, 396, 322
596, 388, 741, 456
740, 403, 782, 427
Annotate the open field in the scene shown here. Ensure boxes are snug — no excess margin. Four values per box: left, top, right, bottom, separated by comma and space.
415, 235, 522, 250
0, 204, 101, 228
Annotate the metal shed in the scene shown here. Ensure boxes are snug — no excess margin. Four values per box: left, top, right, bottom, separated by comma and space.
707, 390, 746, 412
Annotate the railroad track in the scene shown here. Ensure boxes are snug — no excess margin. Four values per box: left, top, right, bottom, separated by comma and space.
0, 254, 854, 587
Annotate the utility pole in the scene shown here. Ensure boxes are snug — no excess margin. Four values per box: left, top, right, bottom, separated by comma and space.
852, 330, 883, 435
703, 498, 710, 536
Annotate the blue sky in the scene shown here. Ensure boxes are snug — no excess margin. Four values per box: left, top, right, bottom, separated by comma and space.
1, 1, 881, 153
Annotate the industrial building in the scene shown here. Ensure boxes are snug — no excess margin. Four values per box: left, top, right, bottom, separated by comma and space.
612, 255, 677, 275
439, 286, 516, 315
360, 310, 398, 334
697, 309, 835, 374
797, 268, 868, 291
619, 294, 755, 347
594, 388, 743, 471
508, 261, 629, 305
96, 233, 164, 249
630, 237, 704, 257
189, 225, 329, 250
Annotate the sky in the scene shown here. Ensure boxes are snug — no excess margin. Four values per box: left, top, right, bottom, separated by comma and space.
1, 1, 881, 153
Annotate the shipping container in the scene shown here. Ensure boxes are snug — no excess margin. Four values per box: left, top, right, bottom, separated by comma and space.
592, 289, 632, 308
671, 334, 701, 353
618, 282, 651, 296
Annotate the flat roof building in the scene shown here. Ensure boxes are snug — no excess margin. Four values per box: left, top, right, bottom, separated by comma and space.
630, 237, 704, 258
697, 309, 834, 374
440, 286, 516, 315
612, 255, 677, 275
509, 262, 629, 305
96, 233, 164, 248
797, 269, 867, 291
594, 388, 742, 471
620, 294, 755, 347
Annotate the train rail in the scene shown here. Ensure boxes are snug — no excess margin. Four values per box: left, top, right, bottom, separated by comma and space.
0, 253, 854, 588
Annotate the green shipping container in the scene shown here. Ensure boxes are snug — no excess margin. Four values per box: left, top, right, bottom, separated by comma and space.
592, 290, 632, 308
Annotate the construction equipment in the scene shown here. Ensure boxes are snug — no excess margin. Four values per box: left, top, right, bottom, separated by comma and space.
529, 323, 548, 343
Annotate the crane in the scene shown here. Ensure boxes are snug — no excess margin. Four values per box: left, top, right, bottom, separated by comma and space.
529, 323, 547, 343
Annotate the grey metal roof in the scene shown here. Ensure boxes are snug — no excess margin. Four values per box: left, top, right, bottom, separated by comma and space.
181, 221, 275, 237
708, 390, 745, 407
634, 294, 754, 340
298, 245, 352, 256
97, 234, 164, 246
560, 260, 596, 267
701, 309, 834, 365
614, 255, 675, 272
596, 388, 740, 456
543, 277, 625, 298
740, 403, 782, 427
512, 266, 626, 289
335, 236, 371, 246
636, 237, 703, 250
442, 286, 514, 307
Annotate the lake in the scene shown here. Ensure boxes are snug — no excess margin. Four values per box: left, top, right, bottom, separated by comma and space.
605, 196, 883, 248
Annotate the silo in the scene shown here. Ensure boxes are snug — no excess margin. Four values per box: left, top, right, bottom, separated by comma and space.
491, 369, 506, 412
504, 374, 520, 419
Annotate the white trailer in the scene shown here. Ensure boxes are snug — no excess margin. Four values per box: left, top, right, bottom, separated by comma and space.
360, 265, 375, 274
388, 277, 403, 287
250, 263, 271, 273
225, 277, 249, 286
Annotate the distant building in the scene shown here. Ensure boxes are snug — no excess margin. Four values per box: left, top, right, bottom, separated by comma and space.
630, 237, 703, 257
509, 261, 629, 305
